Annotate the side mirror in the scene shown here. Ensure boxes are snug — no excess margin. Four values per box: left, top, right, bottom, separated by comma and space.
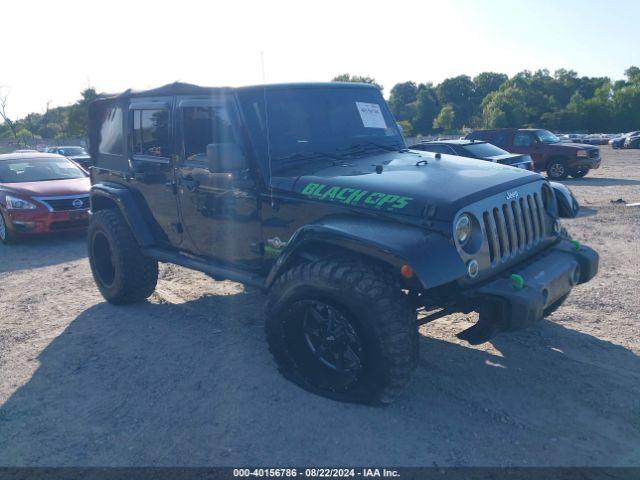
206, 143, 246, 172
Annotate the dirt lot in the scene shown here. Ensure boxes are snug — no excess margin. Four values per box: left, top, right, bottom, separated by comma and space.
0, 147, 639, 467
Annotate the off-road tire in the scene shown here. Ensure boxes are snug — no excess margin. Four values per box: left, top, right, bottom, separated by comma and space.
570, 168, 589, 179
547, 158, 569, 180
0, 211, 17, 245
266, 257, 419, 405
543, 293, 570, 317
88, 209, 158, 304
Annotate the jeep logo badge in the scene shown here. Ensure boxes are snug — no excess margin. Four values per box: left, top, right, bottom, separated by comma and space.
505, 190, 520, 201
72, 198, 84, 209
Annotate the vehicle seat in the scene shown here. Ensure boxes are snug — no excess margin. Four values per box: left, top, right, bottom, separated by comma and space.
22, 165, 54, 181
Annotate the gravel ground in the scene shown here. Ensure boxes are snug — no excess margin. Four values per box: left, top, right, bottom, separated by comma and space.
0, 147, 639, 467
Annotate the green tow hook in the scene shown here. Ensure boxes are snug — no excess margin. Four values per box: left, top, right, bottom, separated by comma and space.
511, 274, 525, 290
571, 240, 581, 251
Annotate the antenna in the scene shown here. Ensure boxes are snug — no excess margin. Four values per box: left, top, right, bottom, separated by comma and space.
261, 51, 274, 206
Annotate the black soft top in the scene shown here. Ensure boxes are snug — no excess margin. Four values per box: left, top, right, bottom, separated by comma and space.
94, 81, 376, 101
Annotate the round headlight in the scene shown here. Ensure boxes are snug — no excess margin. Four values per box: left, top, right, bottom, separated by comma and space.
455, 215, 472, 245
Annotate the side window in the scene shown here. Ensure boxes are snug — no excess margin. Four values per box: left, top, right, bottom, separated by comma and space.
491, 133, 507, 147
99, 107, 124, 155
131, 109, 170, 158
513, 132, 534, 147
181, 106, 237, 163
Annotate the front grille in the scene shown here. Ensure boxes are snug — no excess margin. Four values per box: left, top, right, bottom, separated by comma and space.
482, 192, 546, 264
40, 196, 89, 212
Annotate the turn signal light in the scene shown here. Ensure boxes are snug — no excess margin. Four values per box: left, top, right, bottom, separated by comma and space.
400, 264, 414, 279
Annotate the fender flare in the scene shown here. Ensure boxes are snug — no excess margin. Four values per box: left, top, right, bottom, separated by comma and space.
549, 181, 579, 218
264, 215, 466, 290
90, 183, 155, 247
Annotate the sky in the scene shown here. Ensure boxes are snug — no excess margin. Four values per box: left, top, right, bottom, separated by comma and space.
1, 0, 639, 118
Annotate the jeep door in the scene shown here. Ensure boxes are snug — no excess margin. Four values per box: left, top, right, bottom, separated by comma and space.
128, 97, 182, 246
175, 97, 262, 269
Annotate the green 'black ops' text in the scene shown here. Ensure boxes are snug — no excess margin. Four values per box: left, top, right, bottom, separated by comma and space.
301, 183, 412, 210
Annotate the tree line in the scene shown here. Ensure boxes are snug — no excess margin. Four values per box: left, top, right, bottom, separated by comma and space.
334, 67, 640, 136
0, 88, 97, 145
2, 67, 639, 145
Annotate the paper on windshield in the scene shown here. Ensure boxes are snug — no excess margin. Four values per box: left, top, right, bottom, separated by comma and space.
356, 102, 387, 129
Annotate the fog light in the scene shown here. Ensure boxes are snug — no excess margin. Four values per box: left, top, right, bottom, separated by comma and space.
467, 259, 479, 278
11, 221, 36, 231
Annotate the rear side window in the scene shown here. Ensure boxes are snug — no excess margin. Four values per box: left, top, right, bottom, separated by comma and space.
131, 109, 170, 158
513, 132, 534, 147
462, 142, 509, 158
99, 107, 124, 155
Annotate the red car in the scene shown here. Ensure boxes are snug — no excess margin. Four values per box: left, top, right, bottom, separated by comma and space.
0, 152, 90, 244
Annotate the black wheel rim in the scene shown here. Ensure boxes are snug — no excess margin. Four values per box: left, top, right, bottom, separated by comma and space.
283, 298, 367, 393
549, 163, 565, 178
301, 300, 364, 374
92, 231, 116, 287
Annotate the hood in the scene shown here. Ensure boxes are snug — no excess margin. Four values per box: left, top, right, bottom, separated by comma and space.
289, 150, 541, 221
0, 177, 90, 197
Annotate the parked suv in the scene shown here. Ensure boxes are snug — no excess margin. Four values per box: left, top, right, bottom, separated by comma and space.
86, 83, 598, 404
466, 129, 601, 180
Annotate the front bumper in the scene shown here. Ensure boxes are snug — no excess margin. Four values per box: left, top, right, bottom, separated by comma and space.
576, 156, 601, 170
458, 240, 598, 344
5, 209, 89, 235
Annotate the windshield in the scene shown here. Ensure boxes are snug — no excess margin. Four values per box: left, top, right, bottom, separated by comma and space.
58, 147, 87, 156
462, 142, 509, 158
536, 130, 560, 144
238, 86, 404, 172
0, 158, 86, 183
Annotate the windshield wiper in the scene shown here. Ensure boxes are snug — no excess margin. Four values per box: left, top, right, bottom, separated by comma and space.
337, 141, 405, 157
274, 151, 341, 167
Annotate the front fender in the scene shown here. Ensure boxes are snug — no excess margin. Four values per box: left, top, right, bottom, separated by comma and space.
265, 215, 466, 290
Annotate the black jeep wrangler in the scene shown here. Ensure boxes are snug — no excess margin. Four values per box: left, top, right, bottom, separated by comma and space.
87, 82, 598, 405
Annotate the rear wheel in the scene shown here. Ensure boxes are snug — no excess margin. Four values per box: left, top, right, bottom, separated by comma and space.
266, 257, 418, 405
547, 159, 569, 180
570, 167, 589, 178
0, 211, 17, 244
88, 209, 158, 304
